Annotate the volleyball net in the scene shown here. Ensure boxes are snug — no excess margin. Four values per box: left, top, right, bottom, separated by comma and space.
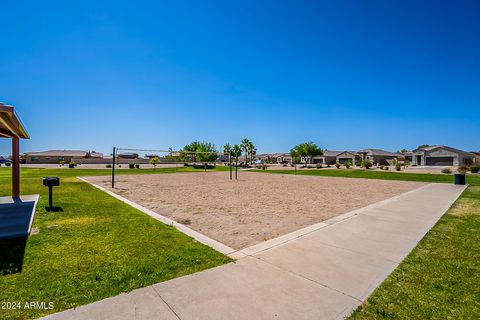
110, 147, 236, 188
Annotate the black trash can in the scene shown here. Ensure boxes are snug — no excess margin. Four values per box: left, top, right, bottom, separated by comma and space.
454, 173, 465, 185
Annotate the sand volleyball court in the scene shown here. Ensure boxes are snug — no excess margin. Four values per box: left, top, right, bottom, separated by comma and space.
85, 172, 425, 249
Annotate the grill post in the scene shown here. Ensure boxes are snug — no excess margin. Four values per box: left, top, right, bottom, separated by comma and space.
48, 185, 53, 207
42, 177, 60, 210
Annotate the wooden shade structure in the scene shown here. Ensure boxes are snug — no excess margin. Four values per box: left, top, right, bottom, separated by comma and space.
0, 103, 29, 198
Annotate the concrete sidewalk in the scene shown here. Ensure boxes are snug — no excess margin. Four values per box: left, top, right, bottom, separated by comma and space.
42, 183, 466, 320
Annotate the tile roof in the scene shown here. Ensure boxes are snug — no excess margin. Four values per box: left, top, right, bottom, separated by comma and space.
24, 150, 89, 157
357, 149, 399, 156
414, 145, 475, 156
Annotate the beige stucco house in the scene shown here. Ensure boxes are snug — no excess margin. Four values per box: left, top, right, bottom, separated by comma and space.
412, 145, 475, 166
357, 149, 400, 165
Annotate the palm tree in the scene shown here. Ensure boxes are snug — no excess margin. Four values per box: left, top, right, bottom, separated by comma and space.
240, 138, 251, 167
223, 143, 232, 165
250, 145, 257, 165
231, 144, 242, 179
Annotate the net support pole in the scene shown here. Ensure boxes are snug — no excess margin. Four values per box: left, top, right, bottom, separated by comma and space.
112, 147, 116, 188
235, 158, 238, 180
229, 152, 232, 180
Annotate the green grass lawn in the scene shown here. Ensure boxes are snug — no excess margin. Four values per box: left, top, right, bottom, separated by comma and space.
349, 185, 480, 319
256, 167, 480, 319
253, 167, 480, 185
0, 167, 231, 320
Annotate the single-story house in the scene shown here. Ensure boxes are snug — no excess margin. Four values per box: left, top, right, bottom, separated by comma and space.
311, 151, 360, 165
357, 149, 400, 165
472, 152, 480, 164
24, 150, 97, 164
89, 151, 104, 158
274, 153, 292, 164
336, 151, 360, 164
311, 151, 340, 165
412, 145, 475, 166
117, 152, 139, 159
402, 152, 413, 162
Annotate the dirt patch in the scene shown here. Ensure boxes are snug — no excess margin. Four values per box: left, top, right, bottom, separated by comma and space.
85, 172, 425, 250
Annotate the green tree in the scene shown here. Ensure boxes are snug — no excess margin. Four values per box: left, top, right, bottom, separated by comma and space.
150, 156, 160, 169
361, 160, 372, 169
289, 149, 300, 165
400, 148, 408, 154
290, 142, 323, 167
182, 141, 218, 163
417, 144, 430, 149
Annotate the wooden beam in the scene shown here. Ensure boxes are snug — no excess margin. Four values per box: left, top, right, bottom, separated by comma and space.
0, 113, 17, 136
0, 127, 15, 138
0, 104, 30, 139
12, 137, 20, 198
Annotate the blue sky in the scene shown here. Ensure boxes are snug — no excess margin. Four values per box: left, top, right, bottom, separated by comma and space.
1, 0, 479, 156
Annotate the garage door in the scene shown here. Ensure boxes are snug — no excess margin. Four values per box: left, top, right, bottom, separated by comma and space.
338, 158, 352, 164
426, 157, 454, 166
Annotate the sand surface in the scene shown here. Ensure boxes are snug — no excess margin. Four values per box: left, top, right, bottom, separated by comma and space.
85, 172, 425, 249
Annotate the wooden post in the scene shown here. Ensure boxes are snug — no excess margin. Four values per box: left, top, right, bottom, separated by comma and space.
12, 137, 20, 198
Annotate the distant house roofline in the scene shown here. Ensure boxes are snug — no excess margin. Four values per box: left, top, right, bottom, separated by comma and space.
24, 150, 89, 157
357, 148, 398, 156
413, 145, 475, 156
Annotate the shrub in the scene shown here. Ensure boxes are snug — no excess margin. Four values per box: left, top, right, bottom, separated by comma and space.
442, 168, 451, 174
458, 166, 468, 173
262, 164, 268, 170
395, 163, 401, 171
106, 164, 112, 168
59, 161, 65, 166
68, 161, 76, 168
5, 162, 11, 167
326, 164, 331, 168
335, 163, 341, 169
135, 164, 140, 169
384, 166, 389, 171
129, 163, 135, 169
470, 165, 479, 173
379, 165, 384, 170
193, 164, 215, 169
345, 162, 351, 169
316, 164, 322, 169
361, 160, 372, 169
